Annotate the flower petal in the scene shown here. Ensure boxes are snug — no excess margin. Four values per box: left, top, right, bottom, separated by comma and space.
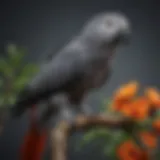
152, 119, 160, 134
145, 88, 160, 108
139, 132, 157, 148
117, 140, 145, 160
120, 97, 149, 120
114, 81, 139, 101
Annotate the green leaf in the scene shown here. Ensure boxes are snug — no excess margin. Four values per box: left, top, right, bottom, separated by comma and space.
19, 64, 39, 77
0, 78, 3, 88
6, 44, 17, 55
113, 130, 130, 143
83, 130, 97, 142
103, 143, 116, 158
0, 97, 5, 107
9, 52, 25, 68
154, 147, 160, 159
103, 131, 130, 159
136, 118, 152, 130
78, 131, 96, 149
13, 64, 39, 91
7, 44, 26, 68
0, 58, 13, 76
79, 128, 111, 149
13, 77, 30, 91
94, 128, 111, 138
154, 110, 160, 119
0, 44, 39, 108
8, 96, 16, 105
103, 132, 124, 160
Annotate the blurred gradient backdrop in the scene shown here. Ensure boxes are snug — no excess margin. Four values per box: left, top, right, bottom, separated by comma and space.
0, 0, 160, 159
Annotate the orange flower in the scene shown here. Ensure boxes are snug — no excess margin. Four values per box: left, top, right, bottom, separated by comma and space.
114, 81, 139, 101
120, 103, 134, 117
121, 97, 150, 121
117, 140, 148, 160
152, 119, 160, 134
139, 132, 157, 148
145, 88, 160, 108
131, 98, 150, 120
111, 99, 129, 111
112, 81, 139, 112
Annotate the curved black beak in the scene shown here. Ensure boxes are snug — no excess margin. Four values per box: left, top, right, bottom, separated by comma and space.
109, 28, 131, 47
119, 29, 131, 45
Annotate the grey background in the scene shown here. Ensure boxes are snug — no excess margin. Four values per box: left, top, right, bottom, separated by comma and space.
0, 0, 160, 159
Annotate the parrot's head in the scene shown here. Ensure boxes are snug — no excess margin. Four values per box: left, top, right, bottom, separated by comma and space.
82, 12, 131, 48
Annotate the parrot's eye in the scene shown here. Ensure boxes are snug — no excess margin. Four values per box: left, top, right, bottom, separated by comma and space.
105, 19, 114, 27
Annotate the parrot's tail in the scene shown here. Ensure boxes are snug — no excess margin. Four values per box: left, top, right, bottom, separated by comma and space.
20, 125, 47, 160
20, 105, 48, 160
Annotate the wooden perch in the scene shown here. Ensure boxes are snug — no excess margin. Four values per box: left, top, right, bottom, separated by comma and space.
50, 114, 135, 160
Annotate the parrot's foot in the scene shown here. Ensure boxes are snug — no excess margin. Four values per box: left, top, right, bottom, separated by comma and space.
60, 107, 77, 125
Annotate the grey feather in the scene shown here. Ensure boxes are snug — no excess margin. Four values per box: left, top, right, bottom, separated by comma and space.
27, 40, 88, 98
12, 11, 131, 119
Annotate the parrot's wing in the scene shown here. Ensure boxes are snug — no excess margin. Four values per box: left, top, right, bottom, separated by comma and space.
22, 49, 87, 103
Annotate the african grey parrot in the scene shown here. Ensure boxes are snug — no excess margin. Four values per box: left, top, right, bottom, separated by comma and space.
10, 12, 131, 124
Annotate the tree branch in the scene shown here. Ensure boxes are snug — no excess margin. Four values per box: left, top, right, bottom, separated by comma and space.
50, 114, 135, 160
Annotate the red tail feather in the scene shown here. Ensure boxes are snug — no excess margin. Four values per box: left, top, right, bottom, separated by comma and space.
20, 105, 47, 160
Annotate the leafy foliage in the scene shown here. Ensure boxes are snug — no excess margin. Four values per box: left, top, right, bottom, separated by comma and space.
79, 82, 160, 160
78, 104, 130, 160
0, 44, 39, 108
